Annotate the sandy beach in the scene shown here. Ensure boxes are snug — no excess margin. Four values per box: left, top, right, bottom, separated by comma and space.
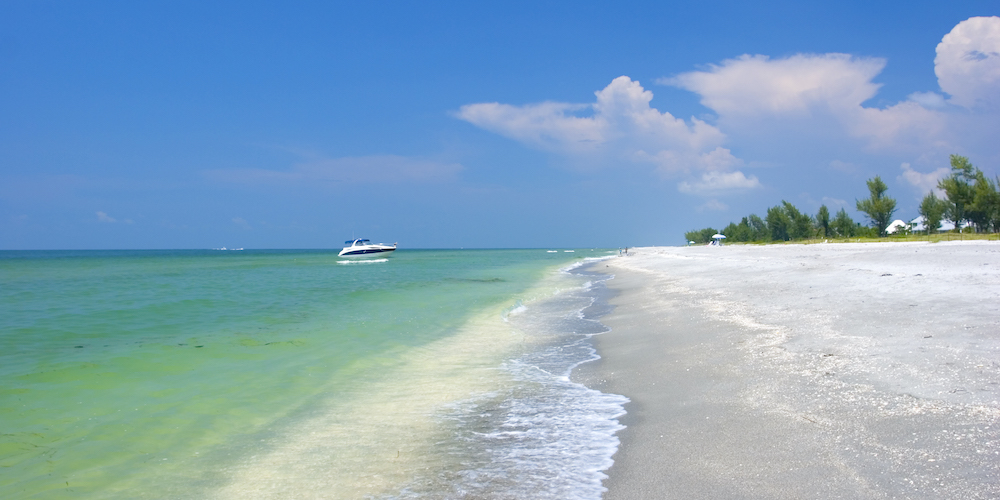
576, 241, 1000, 499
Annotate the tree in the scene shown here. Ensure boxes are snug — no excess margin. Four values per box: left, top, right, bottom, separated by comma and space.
856, 175, 897, 236
988, 175, 1000, 232
722, 221, 746, 242
831, 208, 856, 238
854, 224, 878, 238
782, 201, 814, 240
968, 171, 1000, 233
816, 205, 830, 238
938, 154, 976, 232
918, 192, 946, 234
747, 214, 767, 241
765, 205, 791, 241
684, 227, 718, 244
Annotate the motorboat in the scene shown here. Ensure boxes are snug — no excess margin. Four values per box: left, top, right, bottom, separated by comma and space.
338, 238, 397, 257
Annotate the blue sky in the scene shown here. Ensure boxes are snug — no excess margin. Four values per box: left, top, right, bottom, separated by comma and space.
2, 1, 998, 249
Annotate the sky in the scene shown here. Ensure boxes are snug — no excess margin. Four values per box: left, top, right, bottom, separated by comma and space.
1, 1, 998, 249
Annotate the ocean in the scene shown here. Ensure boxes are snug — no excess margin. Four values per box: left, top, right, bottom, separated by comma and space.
0, 249, 627, 499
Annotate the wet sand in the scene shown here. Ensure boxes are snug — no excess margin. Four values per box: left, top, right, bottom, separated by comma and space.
576, 241, 1000, 499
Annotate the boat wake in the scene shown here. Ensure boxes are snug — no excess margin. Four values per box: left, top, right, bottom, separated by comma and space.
337, 258, 389, 265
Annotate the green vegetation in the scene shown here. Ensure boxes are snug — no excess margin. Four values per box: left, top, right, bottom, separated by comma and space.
969, 168, 1000, 232
918, 192, 946, 234
939, 155, 976, 232
688, 201, 869, 244
683, 154, 1000, 244
935, 155, 1000, 233
831, 208, 860, 238
816, 205, 830, 238
684, 227, 719, 244
855, 175, 897, 236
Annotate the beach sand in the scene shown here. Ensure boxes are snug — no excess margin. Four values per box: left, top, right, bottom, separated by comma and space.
576, 241, 1000, 498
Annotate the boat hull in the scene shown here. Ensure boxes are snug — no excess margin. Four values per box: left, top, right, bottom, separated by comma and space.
338, 247, 396, 257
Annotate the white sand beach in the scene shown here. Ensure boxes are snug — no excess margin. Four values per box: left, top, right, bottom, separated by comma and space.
576, 241, 1000, 498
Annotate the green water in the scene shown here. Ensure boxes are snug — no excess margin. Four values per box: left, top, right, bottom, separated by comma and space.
0, 249, 598, 498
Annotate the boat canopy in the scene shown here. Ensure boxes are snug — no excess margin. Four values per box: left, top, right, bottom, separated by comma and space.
344, 239, 371, 245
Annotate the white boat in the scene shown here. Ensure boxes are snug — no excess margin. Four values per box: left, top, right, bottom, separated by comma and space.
338, 238, 397, 257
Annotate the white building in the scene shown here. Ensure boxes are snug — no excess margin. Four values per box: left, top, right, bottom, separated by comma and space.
909, 215, 966, 232
885, 219, 909, 234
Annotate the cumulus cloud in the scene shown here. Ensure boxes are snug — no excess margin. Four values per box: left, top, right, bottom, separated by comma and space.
907, 91, 948, 109
205, 155, 463, 186
668, 53, 886, 118
456, 17, 999, 201
457, 76, 732, 175
668, 53, 950, 153
852, 101, 948, 152
936, 16, 1000, 109
455, 101, 603, 153
899, 162, 949, 195
677, 170, 761, 195
633, 146, 745, 175
664, 18, 999, 157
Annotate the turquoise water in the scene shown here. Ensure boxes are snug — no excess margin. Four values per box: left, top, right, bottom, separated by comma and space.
0, 249, 625, 499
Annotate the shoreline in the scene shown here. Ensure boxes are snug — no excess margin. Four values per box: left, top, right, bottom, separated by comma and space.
577, 241, 1000, 498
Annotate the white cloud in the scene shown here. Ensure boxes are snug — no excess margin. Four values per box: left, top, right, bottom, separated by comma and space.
659, 19, 998, 158
455, 101, 602, 153
456, 17, 999, 201
205, 155, 463, 186
851, 101, 948, 152
591, 76, 726, 152
634, 146, 744, 175
668, 53, 885, 118
907, 91, 947, 109
935, 16, 1000, 109
668, 53, 951, 154
96, 211, 117, 223
899, 162, 949, 195
678, 170, 761, 194
695, 147, 743, 171
457, 76, 731, 174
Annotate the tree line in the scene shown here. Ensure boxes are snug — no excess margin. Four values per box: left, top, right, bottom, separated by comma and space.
685, 155, 1000, 244
919, 155, 1000, 234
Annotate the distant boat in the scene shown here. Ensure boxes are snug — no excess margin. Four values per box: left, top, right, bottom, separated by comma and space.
563, 250, 574, 252
339, 239, 397, 257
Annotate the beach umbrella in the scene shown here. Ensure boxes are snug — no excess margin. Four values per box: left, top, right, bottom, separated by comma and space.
712, 234, 726, 239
